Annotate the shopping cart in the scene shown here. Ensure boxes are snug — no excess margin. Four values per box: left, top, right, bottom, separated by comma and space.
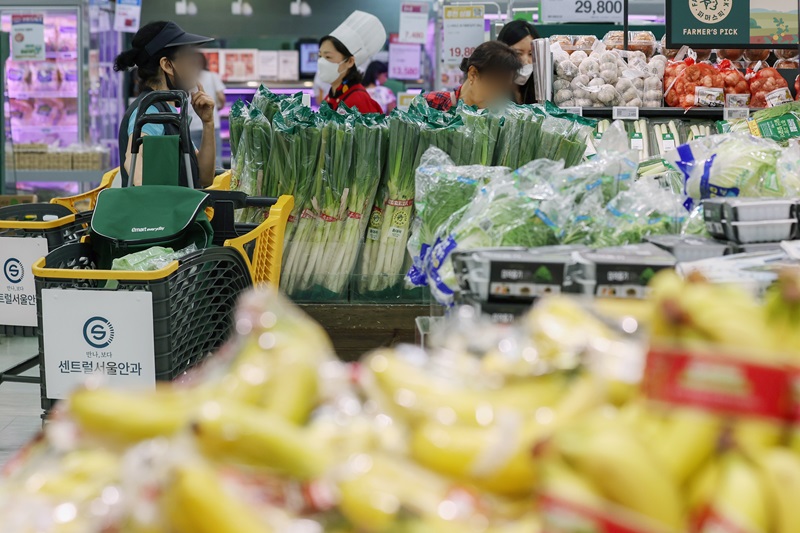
0, 168, 118, 339
32, 192, 292, 412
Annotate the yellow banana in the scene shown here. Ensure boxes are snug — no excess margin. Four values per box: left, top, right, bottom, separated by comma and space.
337, 453, 455, 532
192, 399, 331, 479
163, 463, 271, 533
648, 406, 722, 485
260, 356, 318, 424
685, 457, 722, 519
555, 423, 685, 531
754, 447, 800, 533
705, 451, 770, 533
732, 417, 784, 455
410, 417, 539, 496
214, 338, 276, 405
69, 385, 202, 442
539, 457, 605, 512
367, 351, 566, 425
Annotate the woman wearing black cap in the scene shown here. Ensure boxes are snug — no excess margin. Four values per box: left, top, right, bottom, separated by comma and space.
114, 21, 216, 188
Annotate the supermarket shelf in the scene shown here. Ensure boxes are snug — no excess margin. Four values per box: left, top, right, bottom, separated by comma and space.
11, 170, 105, 183
10, 125, 77, 133
9, 91, 78, 100
579, 107, 756, 119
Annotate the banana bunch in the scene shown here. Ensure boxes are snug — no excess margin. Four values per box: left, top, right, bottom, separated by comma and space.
649, 270, 774, 357
763, 270, 800, 357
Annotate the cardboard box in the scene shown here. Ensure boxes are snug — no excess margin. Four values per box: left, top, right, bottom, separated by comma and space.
0, 194, 38, 207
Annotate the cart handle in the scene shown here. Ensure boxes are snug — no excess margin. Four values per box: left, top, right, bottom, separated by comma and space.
50, 168, 118, 213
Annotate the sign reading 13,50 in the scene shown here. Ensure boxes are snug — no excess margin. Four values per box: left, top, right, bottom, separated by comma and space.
541, 0, 624, 24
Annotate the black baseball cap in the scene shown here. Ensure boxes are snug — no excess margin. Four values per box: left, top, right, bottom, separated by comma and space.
144, 21, 213, 58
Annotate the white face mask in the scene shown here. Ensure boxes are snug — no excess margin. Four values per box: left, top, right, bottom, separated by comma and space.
317, 57, 345, 85
515, 63, 533, 85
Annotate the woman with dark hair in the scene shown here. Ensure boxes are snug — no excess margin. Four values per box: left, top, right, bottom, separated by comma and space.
114, 21, 215, 188
363, 61, 396, 113
425, 41, 522, 111
319, 11, 386, 114
497, 19, 540, 104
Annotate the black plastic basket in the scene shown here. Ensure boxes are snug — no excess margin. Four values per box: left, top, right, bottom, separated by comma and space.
35, 242, 252, 411
0, 204, 92, 337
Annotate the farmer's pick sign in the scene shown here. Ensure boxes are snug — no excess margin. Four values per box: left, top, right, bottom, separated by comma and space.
666, 0, 798, 48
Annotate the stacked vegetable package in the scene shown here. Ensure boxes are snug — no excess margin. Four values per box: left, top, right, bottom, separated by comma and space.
408, 122, 687, 306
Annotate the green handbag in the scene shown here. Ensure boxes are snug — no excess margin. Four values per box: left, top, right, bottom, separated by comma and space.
90, 186, 214, 269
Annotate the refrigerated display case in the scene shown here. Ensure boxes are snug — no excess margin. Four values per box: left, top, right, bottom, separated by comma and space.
1, 0, 122, 201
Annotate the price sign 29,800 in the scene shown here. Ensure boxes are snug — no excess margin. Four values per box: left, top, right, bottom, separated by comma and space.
541, 0, 623, 24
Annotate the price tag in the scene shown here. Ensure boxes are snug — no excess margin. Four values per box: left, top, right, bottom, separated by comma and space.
389, 41, 422, 80
560, 106, 583, 116
766, 88, 793, 108
398, 2, 429, 44
695, 87, 724, 108
541, 0, 623, 24
662, 133, 676, 152
258, 50, 279, 80
629, 132, 644, 151
397, 92, 417, 111
723, 107, 750, 121
442, 5, 485, 66
613, 106, 639, 120
725, 93, 750, 108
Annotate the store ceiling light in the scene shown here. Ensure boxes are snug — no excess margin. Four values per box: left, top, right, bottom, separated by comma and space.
175, 1, 198, 15
231, 1, 253, 16
290, 0, 312, 17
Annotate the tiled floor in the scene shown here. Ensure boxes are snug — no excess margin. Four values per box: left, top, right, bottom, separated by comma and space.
0, 336, 44, 465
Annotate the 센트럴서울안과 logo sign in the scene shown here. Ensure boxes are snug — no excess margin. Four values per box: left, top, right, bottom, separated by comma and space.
667, 0, 799, 48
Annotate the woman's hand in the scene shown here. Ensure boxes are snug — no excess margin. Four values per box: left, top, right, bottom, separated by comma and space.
191, 82, 215, 124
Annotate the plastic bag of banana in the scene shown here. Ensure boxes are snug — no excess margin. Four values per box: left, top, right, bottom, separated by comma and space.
535, 269, 800, 533
0, 286, 646, 533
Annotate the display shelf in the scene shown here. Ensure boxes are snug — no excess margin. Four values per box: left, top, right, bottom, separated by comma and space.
578, 107, 756, 119
11, 125, 78, 133
8, 91, 78, 100
13, 170, 104, 183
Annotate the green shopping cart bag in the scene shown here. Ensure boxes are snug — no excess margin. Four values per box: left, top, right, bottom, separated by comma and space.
89, 186, 214, 269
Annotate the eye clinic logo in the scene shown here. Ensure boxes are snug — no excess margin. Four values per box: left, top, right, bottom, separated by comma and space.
82, 316, 115, 349
689, 0, 731, 24
3, 258, 24, 284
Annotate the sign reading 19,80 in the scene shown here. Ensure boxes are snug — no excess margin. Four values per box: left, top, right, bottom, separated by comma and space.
442, 5, 485, 65
541, 0, 624, 24
666, 0, 798, 48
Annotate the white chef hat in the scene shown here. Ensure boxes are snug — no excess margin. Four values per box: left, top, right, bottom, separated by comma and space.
329, 10, 387, 67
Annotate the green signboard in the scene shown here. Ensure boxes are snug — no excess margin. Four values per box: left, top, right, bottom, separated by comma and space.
666, 0, 799, 48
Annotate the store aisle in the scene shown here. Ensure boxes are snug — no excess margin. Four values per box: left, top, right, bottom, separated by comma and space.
0, 337, 43, 465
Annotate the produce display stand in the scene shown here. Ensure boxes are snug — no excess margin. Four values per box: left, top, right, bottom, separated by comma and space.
31, 194, 293, 413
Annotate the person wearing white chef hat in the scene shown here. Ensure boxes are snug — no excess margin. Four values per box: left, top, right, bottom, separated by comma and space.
319, 10, 386, 114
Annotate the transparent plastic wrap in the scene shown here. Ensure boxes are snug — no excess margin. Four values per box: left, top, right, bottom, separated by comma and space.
359, 109, 424, 294
282, 107, 355, 298
111, 244, 198, 271
599, 175, 687, 247
250, 84, 286, 122
492, 102, 543, 168
717, 101, 800, 144
407, 147, 510, 287
228, 99, 246, 166
535, 107, 593, 167
423, 165, 560, 305
455, 102, 499, 166
667, 133, 789, 202
231, 107, 272, 223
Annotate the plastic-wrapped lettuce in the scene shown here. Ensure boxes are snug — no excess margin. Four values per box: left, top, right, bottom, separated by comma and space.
597, 175, 687, 247
667, 133, 790, 205
406, 147, 509, 286
422, 161, 561, 305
